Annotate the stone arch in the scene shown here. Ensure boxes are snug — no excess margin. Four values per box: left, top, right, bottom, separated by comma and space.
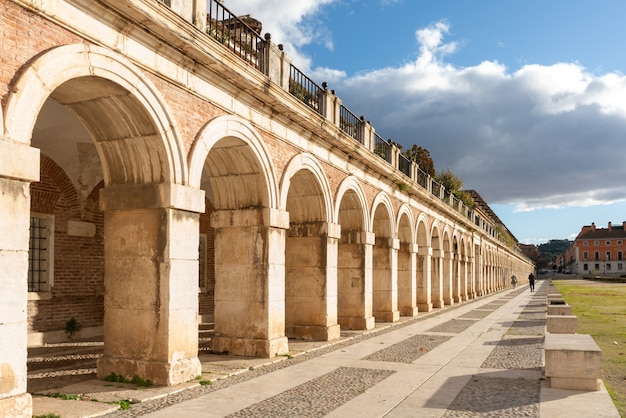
370, 192, 398, 323
335, 176, 374, 330
279, 152, 333, 222
190, 115, 278, 210
279, 153, 339, 341
396, 206, 416, 317
4, 43, 186, 186
369, 192, 395, 237
430, 220, 444, 308
416, 214, 430, 247
441, 228, 454, 305
191, 115, 287, 358
334, 176, 369, 230
7, 44, 202, 386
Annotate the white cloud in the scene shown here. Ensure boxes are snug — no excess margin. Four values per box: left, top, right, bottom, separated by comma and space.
325, 21, 626, 210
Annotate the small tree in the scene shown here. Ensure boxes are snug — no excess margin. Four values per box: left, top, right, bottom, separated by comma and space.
435, 168, 474, 209
403, 145, 435, 178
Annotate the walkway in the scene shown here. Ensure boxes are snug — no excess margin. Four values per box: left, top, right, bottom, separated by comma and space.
31, 279, 619, 417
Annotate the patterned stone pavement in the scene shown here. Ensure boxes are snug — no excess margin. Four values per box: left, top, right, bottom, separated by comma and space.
30, 280, 620, 417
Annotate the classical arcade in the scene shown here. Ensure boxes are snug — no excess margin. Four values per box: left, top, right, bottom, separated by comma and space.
0, 0, 533, 416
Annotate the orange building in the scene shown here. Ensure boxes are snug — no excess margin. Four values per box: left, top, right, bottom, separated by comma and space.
564, 222, 626, 276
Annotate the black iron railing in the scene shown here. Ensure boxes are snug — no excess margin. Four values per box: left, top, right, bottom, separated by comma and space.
398, 153, 411, 177
207, 1, 264, 70
289, 65, 324, 114
415, 166, 428, 188
374, 133, 392, 163
339, 105, 362, 144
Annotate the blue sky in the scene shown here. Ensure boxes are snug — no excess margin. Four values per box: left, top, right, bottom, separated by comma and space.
224, 0, 626, 244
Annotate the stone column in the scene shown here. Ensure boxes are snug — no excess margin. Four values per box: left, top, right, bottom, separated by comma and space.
398, 243, 418, 316
210, 207, 290, 357
460, 255, 469, 301
442, 250, 454, 306
285, 222, 341, 341
0, 140, 38, 417
97, 183, 204, 386
417, 246, 433, 312
373, 237, 400, 322
453, 254, 462, 303
432, 249, 444, 308
337, 231, 375, 330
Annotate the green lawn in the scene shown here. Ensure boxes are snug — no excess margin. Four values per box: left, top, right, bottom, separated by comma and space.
553, 279, 626, 417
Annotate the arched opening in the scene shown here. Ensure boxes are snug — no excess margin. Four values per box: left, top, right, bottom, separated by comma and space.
371, 201, 398, 322
23, 70, 200, 387
194, 118, 288, 358
284, 167, 339, 341
336, 188, 373, 330
431, 225, 443, 308
442, 231, 454, 305
397, 211, 417, 317
416, 218, 432, 312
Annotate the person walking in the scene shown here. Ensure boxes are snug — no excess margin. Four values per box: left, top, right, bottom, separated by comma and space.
511, 275, 518, 289
528, 272, 535, 292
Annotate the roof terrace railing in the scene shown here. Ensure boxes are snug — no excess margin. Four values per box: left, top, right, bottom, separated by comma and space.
374, 133, 392, 163
339, 105, 363, 144
194, 0, 508, 241
207, 0, 264, 70
289, 65, 324, 114
398, 153, 412, 177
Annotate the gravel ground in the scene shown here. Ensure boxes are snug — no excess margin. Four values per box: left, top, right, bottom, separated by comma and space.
363, 334, 452, 363
227, 367, 395, 418
443, 376, 541, 417
427, 318, 479, 333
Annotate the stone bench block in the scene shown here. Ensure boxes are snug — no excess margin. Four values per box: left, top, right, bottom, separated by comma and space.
547, 297, 566, 305
547, 304, 573, 316
546, 315, 577, 333
545, 333, 602, 391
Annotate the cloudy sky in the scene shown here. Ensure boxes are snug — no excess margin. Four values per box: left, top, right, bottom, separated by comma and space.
223, 0, 626, 244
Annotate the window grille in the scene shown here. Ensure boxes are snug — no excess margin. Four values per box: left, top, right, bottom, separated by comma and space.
29, 215, 53, 292
198, 234, 207, 290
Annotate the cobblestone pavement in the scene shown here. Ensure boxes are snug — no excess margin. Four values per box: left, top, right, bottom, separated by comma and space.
32, 279, 617, 417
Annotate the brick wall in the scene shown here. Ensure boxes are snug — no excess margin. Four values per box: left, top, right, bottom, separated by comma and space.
28, 155, 104, 333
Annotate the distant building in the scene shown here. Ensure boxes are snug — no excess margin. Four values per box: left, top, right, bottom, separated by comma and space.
564, 222, 626, 275
518, 243, 539, 261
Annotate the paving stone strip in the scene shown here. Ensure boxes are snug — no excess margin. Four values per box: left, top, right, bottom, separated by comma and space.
506, 320, 545, 336
362, 334, 452, 363
427, 318, 479, 333
443, 376, 541, 417
458, 309, 492, 319
480, 337, 544, 370
226, 367, 395, 418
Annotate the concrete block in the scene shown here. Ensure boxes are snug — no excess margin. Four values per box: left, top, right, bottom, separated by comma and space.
546, 315, 578, 334
545, 333, 602, 391
547, 304, 573, 316
548, 297, 566, 305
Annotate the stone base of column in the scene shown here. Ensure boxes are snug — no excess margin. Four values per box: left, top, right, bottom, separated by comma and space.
443, 298, 455, 306
400, 306, 418, 317
432, 299, 445, 308
210, 335, 289, 358
286, 324, 341, 341
418, 303, 433, 312
374, 310, 400, 323
0, 393, 32, 418
338, 315, 375, 330
97, 355, 201, 386
453, 296, 462, 303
